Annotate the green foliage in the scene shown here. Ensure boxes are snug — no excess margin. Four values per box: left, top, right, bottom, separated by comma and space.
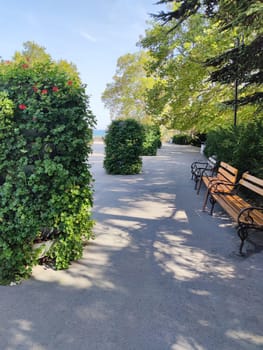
138, 1, 262, 134
142, 124, 162, 156
153, 0, 263, 106
171, 132, 206, 146
205, 127, 236, 162
205, 119, 263, 178
0, 49, 95, 283
140, 13, 240, 132
102, 51, 154, 123
13, 41, 51, 63
172, 134, 191, 145
189, 133, 207, 147
104, 119, 144, 174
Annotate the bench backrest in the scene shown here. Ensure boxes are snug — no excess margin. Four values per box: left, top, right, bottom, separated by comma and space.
239, 172, 263, 196
207, 155, 218, 170
217, 161, 238, 184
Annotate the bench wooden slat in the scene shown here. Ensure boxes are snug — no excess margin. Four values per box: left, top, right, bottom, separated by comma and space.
202, 176, 233, 188
239, 180, 263, 196
197, 161, 238, 195
242, 172, 263, 187
213, 194, 248, 219
212, 195, 263, 228
218, 168, 237, 183
220, 161, 238, 175
203, 171, 263, 255
248, 210, 263, 226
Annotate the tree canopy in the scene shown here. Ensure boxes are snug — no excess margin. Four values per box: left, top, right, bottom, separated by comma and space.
140, 13, 240, 131
153, 0, 263, 106
102, 51, 154, 123
12, 41, 80, 83
101, 1, 262, 133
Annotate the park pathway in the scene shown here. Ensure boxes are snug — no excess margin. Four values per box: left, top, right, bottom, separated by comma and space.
0, 142, 263, 350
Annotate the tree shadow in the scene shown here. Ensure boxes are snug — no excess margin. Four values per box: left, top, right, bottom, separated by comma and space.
0, 143, 262, 349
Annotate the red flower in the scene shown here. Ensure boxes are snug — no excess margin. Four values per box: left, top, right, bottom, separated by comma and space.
67, 80, 73, 86
41, 89, 48, 94
22, 64, 29, 69
52, 86, 59, 92
19, 104, 27, 110
33, 86, 38, 92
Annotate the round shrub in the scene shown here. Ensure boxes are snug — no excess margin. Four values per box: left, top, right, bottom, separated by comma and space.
104, 119, 144, 174
0, 57, 95, 283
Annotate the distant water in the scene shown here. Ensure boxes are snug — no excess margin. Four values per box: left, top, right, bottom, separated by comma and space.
93, 129, 106, 137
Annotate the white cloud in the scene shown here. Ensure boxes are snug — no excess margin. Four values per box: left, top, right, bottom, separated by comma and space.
80, 31, 97, 42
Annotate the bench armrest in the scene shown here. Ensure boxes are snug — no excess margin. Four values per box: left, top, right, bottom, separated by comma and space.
237, 206, 263, 225
208, 180, 237, 193
191, 161, 208, 171
191, 161, 208, 166
200, 167, 216, 177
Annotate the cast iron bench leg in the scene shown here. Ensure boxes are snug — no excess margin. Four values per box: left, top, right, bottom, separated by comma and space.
237, 224, 248, 255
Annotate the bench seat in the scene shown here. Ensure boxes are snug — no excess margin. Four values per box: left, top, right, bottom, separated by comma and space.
203, 172, 263, 254
197, 161, 238, 195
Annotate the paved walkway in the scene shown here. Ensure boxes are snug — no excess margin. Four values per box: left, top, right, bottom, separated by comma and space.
0, 142, 263, 350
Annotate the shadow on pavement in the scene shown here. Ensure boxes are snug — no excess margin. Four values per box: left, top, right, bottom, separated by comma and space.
0, 143, 262, 350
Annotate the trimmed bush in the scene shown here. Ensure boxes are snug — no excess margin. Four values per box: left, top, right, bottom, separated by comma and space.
142, 124, 162, 156
0, 58, 95, 283
104, 119, 144, 174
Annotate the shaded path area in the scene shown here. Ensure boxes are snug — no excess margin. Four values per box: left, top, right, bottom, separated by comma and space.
0, 142, 263, 349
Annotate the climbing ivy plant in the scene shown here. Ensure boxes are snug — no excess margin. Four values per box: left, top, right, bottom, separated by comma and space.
0, 53, 95, 283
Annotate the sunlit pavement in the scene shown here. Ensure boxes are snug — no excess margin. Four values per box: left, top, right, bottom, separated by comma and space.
1, 142, 263, 350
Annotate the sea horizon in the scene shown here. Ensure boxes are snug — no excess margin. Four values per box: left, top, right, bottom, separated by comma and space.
93, 129, 106, 137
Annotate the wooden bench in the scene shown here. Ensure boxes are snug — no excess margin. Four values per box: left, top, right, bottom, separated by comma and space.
191, 155, 218, 191
203, 172, 263, 254
197, 161, 238, 195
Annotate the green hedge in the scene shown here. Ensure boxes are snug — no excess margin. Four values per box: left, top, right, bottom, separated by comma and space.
142, 124, 162, 156
205, 119, 263, 178
104, 119, 144, 174
172, 134, 191, 145
172, 133, 206, 146
0, 59, 95, 283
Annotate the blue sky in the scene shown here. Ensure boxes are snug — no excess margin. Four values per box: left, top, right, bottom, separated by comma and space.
1, 0, 164, 129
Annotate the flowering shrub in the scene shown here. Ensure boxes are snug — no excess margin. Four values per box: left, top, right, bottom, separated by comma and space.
0, 58, 95, 283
